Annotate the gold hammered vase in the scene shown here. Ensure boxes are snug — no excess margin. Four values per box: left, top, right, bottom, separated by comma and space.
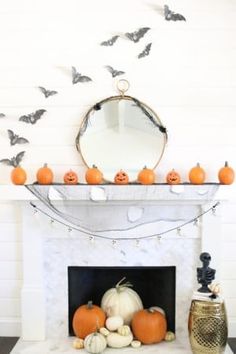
188, 300, 228, 354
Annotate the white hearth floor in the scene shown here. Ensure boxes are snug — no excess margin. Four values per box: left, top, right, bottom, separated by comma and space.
10, 338, 233, 354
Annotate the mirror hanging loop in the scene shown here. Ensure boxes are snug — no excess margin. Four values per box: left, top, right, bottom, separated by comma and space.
116, 79, 130, 96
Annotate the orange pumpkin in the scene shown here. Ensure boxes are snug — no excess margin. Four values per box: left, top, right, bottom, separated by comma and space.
72, 301, 106, 339
11, 166, 27, 185
189, 163, 206, 184
36, 163, 54, 185
63, 170, 78, 185
114, 170, 129, 185
85, 165, 103, 185
218, 161, 235, 185
138, 167, 155, 185
166, 169, 181, 185
131, 308, 167, 344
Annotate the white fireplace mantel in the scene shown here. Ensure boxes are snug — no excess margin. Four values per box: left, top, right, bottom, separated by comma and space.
4, 183, 234, 354
0, 184, 235, 202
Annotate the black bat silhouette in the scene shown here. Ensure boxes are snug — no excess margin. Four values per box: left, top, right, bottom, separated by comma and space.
0, 151, 25, 167
0, 113, 5, 118
164, 5, 186, 21
138, 43, 152, 59
125, 27, 150, 43
72, 67, 92, 84
105, 66, 125, 78
38, 86, 58, 98
7, 129, 29, 146
100, 35, 119, 46
19, 109, 47, 124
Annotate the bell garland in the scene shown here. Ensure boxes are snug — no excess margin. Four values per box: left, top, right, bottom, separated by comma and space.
29, 201, 220, 243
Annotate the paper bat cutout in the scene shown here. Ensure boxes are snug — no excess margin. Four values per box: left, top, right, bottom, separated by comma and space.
100, 35, 119, 46
0, 113, 5, 118
138, 43, 152, 59
19, 109, 47, 124
38, 86, 58, 98
164, 5, 186, 21
105, 66, 125, 78
125, 27, 150, 43
72, 67, 92, 84
7, 129, 29, 146
0, 151, 25, 167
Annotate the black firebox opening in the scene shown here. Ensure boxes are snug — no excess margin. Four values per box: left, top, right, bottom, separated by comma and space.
68, 266, 176, 336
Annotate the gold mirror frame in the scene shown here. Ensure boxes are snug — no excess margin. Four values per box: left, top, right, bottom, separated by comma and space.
76, 84, 167, 183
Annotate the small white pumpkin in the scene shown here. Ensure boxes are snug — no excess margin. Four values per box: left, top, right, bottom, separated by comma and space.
99, 327, 110, 337
105, 315, 124, 331
101, 277, 143, 324
84, 332, 107, 354
106, 332, 133, 348
165, 331, 176, 342
117, 325, 131, 336
131, 340, 141, 348
73, 338, 84, 349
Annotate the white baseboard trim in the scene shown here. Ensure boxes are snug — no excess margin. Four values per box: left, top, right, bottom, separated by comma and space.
0, 317, 21, 336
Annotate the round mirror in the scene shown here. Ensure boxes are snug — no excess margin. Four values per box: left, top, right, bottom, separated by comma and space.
76, 95, 167, 182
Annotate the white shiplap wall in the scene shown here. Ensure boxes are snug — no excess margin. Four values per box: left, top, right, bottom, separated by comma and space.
0, 0, 236, 337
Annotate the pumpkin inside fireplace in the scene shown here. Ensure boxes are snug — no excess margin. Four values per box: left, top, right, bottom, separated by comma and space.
131, 307, 167, 344
72, 301, 106, 339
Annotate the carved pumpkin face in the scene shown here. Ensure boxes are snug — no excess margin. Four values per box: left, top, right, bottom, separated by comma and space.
166, 169, 181, 185
63, 170, 78, 185
114, 170, 129, 185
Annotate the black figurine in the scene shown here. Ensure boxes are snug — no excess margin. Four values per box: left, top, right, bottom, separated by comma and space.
197, 252, 216, 293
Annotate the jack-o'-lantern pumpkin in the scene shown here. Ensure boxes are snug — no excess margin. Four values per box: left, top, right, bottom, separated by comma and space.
11, 166, 27, 185
131, 307, 167, 344
63, 170, 78, 185
218, 161, 235, 185
36, 163, 54, 185
166, 169, 181, 185
137, 167, 155, 185
85, 165, 103, 185
189, 163, 206, 184
72, 301, 106, 339
114, 170, 129, 185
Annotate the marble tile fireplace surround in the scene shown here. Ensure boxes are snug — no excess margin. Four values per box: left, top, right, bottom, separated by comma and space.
7, 184, 232, 354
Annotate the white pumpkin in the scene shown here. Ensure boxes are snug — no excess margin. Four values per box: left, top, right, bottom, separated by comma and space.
106, 332, 133, 348
99, 327, 110, 337
101, 277, 143, 324
117, 325, 131, 336
84, 332, 107, 354
131, 340, 141, 348
106, 316, 124, 331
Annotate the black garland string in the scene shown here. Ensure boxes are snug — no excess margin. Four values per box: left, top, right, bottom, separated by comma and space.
29, 201, 220, 241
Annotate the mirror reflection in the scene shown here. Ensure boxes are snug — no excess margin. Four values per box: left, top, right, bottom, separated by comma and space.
76, 96, 167, 182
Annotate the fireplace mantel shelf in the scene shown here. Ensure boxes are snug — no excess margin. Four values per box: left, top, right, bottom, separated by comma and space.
0, 184, 235, 203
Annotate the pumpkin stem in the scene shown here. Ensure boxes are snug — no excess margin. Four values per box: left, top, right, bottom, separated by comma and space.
225, 161, 228, 167
115, 277, 133, 291
43, 163, 48, 168
87, 300, 93, 309
92, 164, 97, 169
196, 163, 200, 167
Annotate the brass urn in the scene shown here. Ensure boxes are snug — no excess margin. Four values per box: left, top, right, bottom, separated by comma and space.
188, 300, 228, 354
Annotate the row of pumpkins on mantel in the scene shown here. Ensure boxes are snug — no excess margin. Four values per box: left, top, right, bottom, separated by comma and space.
71, 278, 174, 353
10, 161, 235, 185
